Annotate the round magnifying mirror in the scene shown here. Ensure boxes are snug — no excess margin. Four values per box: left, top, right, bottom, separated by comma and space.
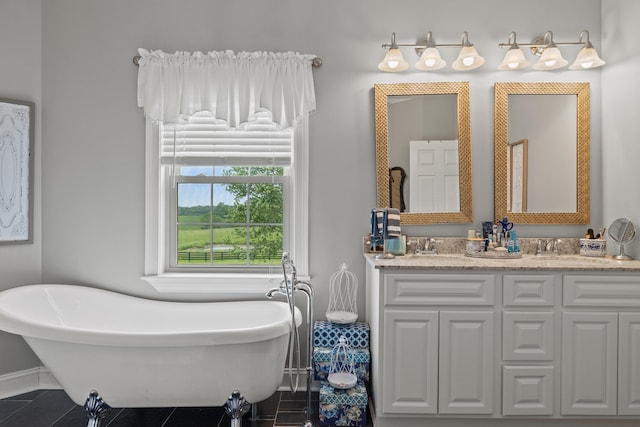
608, 217, 636, 260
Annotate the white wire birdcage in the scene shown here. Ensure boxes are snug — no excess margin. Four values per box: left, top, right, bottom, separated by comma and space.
327, 335, 358, 389
325, 263, 358, 324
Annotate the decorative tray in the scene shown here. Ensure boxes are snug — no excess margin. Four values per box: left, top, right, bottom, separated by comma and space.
465, 251, 522, 259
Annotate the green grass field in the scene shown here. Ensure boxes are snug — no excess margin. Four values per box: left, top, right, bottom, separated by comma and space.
178, 216, 242, 249
177, 215, 281, 265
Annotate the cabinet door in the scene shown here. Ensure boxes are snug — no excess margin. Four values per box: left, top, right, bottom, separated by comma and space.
382, 310, 438, 414
561, 312, 617, 415
439, 311, 494, 414
619, 313, 640, 415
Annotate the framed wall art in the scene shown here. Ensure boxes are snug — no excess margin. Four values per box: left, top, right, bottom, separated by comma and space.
0, 97, 35, 244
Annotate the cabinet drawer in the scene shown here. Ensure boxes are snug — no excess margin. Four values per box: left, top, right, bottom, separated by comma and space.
503, 312, 554, 361
564, 275, 640, 307
503, 365, 554, 416
384, 274, 495, 306
503, 274, 555, 306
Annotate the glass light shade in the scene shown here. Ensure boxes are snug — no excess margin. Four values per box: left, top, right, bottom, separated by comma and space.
533, 46, 568, 70
378, 48, 409, 72
569, 47, 605, 69
415, 47, 446, 71
498, 47, 530, 70
452, 46, 485, 71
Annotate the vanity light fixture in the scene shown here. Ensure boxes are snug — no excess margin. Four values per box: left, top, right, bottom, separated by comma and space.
451, 31, 485, 71
378, 33, 409, 72
497, 32, 531, 70
532, 31, 568, 70
498, 30, 605, 71
414, 32, 446, 71
379, 31, 484, 72
569, 30, 606, 69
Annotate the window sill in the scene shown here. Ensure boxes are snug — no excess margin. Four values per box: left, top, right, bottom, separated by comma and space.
142, 272, 310, 295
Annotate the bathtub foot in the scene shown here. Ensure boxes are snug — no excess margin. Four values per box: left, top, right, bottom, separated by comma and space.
84, 390, 112, 427
249, 402, 259, 421
225, 390, 251, 427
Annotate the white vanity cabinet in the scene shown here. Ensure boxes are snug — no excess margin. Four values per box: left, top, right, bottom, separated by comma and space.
561, 275, 640, 416
368, 268, 496, 418
365, 256, 640, 427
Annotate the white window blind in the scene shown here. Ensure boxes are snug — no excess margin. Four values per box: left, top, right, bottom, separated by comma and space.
161, 109, 293, 166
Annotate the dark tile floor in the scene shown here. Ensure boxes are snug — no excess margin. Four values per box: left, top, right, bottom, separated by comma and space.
0, 389, 320, 427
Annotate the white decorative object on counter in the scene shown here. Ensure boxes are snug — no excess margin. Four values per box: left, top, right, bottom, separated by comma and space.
326, 263, 358, 324
328, 335, 358, 390
579, 238, 606, 257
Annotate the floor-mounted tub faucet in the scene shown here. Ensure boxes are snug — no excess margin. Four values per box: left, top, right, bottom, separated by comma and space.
266, 253, 314, 427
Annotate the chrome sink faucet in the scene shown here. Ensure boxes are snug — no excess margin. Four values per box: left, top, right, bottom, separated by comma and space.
414, 238, 437, 255
536, 239, 561, 255
414, 239, 422, 254
426, 238, 437, 252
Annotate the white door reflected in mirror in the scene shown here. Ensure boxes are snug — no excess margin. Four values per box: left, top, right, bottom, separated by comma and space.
410, 140, 460, 212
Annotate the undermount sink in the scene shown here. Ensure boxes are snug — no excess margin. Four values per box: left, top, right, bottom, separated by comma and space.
526, 254, 560, 260
523, 254, 620, 264
409, 253, 463, 260
465, 251, 522, 259
561, 255, 620, 264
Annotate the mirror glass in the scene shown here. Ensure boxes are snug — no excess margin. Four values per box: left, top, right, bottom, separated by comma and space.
375, 82, 473, 224
609, 217, 636, 260
494, 82, 590, 224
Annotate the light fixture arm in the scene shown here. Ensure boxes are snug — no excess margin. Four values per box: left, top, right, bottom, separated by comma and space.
425, 31, 435, 48
461, 31, 472, 47
543, 31, 556, 47
579, 30, 595, 49
499, 29, 595, 53
384, 31, 479, 56
383, 32, 399, 50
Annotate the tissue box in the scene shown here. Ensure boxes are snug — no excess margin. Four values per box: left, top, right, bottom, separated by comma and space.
314, 321, 369, 349
319, 381, 368, 426
313, 347, 370, 382
580, 238, 606, 257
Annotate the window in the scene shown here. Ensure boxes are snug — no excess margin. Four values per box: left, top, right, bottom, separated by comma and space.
143, 110, 309, 293
173, 166, 288, 269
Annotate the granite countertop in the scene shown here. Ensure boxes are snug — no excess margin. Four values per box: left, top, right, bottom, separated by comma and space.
364, 253, 640, 272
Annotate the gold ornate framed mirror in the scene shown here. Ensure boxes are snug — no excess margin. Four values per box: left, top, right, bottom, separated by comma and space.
494, 82, 590, 224
374, 82, 473, 224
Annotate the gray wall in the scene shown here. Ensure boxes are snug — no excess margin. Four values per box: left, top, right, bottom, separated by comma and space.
5, 0, 631, 378
0, 0, 43, 375
602, 0, 640, 260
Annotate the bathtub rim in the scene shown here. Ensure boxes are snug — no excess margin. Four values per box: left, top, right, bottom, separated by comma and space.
0, 284, 302, 347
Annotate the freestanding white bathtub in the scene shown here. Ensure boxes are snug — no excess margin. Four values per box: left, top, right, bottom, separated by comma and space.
0, 284, 301, 411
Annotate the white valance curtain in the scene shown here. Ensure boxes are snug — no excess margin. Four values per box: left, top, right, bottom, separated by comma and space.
136, 49, 317, 128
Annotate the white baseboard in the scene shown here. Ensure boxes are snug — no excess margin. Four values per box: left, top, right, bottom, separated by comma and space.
0, 367, 61, 399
